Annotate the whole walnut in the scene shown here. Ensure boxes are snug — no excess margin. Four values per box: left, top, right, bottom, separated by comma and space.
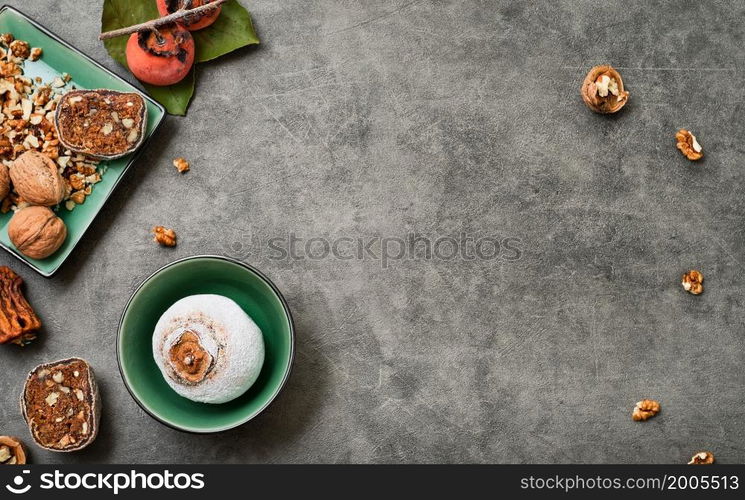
8, 206, 67, 259
9, 150, 67, 206
0, 162, 9, 200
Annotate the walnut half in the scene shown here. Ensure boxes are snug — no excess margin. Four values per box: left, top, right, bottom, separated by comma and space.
682, 270, 703, 295
153, 226, 177, 247
632, 399, 660, 421
581, 65, 629, 114
688, 451, 715, 465
173, 157, 190, 173
676, 129, 703, 161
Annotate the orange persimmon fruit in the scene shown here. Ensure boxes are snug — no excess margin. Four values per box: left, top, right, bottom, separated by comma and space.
125, 23, 195, 86
156, 0, 222, 32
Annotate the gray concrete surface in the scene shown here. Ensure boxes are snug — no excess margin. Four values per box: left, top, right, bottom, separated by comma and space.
0, 0, 744, 464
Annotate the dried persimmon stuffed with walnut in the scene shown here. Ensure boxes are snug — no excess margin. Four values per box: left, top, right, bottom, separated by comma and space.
125, 24, 195, 86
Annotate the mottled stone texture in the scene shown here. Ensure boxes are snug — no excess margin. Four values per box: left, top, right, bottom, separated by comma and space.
1, 0, 744, 464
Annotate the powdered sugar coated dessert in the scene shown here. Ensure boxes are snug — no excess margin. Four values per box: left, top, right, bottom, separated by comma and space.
152, 294, 264, 404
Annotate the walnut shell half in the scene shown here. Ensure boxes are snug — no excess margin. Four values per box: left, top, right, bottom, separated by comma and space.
0, 436, 27, 464
8, 206, 67, 260
581, 65, 629, 114
9, 151, 67, 206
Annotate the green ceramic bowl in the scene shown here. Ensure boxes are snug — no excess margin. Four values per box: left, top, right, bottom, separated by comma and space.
117, 256, 294, 433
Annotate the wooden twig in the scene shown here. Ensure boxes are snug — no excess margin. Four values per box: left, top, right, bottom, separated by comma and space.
99, 0, 228, 40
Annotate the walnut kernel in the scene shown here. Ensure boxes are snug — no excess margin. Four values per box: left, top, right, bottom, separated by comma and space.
682, 270, 703, 295
676, 129, 703, 161
153, 226, 177, 247
69, 191, 85, 205
632, 399, 660, 421
173, 157, 190, 173
29, 47, 42, 61
9, 40, 29, 59
688, 451, 714, 465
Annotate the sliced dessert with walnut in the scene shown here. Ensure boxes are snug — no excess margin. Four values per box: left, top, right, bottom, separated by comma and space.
21, 358, 100, 452
54, 90, 147, 159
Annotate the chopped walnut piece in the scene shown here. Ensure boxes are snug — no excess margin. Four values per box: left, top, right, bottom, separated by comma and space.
173, 157, 190, 173
33, 86, 51, 107
0, 139, 12, 156
676, 129, 703, 161
153, 226, 177, 247
0, 61, 21, 77
682, 270, 703, 295
0, 33, 13, 46
688, 451, 714, 465
69, 191, 85, 205
9, 40, 29, 59
29, 47, 42, 61
68, 174, 84, 191
632, 399, 660, 421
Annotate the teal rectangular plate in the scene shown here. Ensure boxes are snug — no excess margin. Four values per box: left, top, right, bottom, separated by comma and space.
0, 5, 165, 277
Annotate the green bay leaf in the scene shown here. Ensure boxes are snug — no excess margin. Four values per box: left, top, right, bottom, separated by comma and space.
144, 69, 196, 116
194, 0, 260, 63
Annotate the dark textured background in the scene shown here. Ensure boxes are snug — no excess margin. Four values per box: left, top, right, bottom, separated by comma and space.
0, 0, 744, 463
